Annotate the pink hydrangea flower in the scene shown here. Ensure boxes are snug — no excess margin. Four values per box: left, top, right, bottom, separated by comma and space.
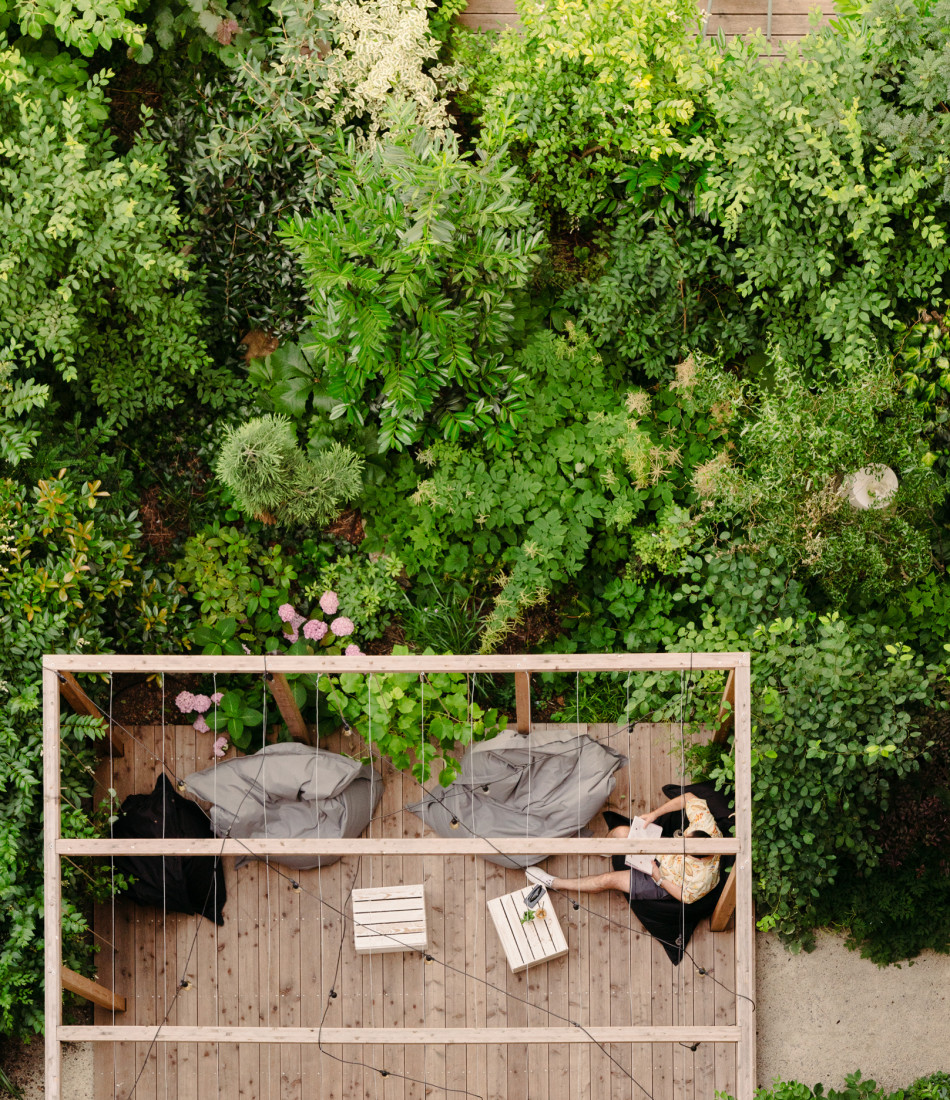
278, 603, 296, 623
193, 715, 210, 734
345, 644, 361, 656
303, 619, 328, 641
330, 616, 354, 637
175, 691, 197, 713
319, 590, 339, 615
191, 694, 212, 714
211, 692, 223, 705
292, 612, 305, 629
285, 627, 300, 643
212, 735, 228, 758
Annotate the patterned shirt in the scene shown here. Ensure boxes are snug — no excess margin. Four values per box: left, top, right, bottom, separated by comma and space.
656, 794, 722, 905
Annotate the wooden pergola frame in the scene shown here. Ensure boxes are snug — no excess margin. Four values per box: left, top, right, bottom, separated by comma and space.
43, 651, 755, 1100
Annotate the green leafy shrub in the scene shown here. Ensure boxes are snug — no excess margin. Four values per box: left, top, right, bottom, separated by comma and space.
280, 104, 545, 451
625, 612, 941, 951
694, 8, 950, 371
451, 0, 716, 224
691, 349, 945, 604
815, 707, 950, 964
0, 48, 221, 431
305, 552, 406, 642
562, 207, 755, 381
730, 1071, 950, 1100
215, 414, 363, 527
0, 471, 147, 1036
363, 329, 730, 649
154, 0, 459, 340
172, 521, 298, 623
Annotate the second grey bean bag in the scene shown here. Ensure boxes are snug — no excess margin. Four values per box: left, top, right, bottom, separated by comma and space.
406, 726, 626, 868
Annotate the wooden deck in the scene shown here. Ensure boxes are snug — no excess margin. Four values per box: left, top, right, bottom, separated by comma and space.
458, 0, 835, 56
91, 721, 737, 1100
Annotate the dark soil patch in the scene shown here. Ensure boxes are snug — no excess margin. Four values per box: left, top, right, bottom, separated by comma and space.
108, 65, 163, 153
137, 449, 213, 559
325, 508, 365, 546
110, 672, 206, 726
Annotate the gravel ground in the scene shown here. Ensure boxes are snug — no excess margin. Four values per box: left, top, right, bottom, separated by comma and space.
5, 932, 948, 1097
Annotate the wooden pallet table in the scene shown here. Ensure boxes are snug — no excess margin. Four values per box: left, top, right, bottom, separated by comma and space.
488, 886, 569, 974
351, 884, 428, 955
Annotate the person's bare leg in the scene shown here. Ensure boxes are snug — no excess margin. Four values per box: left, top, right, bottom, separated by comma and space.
548, 869, 630, 894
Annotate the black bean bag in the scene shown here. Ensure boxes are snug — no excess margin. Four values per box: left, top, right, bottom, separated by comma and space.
112, 773, 227, 925
610, 781, 735, 965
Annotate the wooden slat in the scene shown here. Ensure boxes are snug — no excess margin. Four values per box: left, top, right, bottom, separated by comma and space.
707, 12, 826, 32
734, 661, 755, 1100
63, 1024, 741, 1044
45, 653, 752, 673
43, 667, 63, 1100
60, 836, 739, 856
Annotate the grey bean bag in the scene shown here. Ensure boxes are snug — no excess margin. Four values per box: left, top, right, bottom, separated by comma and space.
406, 726, 626, 868
185, 743, 382, 871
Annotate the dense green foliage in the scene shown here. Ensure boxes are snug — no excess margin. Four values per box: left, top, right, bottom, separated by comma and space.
0, 472, 148, 1034
452, 0, 714, 224
281, 110, 544, 450
0, 48, 217, 433
734, 1071, 950, 1100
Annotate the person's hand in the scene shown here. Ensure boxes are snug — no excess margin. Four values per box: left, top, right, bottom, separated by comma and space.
640, 810, 656, 825
650, 862, 661, 884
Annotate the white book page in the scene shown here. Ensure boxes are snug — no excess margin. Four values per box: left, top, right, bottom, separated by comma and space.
623, 817, 663, 874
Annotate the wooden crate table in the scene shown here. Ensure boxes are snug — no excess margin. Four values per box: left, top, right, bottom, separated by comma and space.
487, 886, 569, 973
351, 884, 428, 955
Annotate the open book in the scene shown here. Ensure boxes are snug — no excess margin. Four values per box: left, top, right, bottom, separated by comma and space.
623, 817, 663, 875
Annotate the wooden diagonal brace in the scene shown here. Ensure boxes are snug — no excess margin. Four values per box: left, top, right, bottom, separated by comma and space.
57, 671, 124, 758
266, 672, 311, 743
61, 966, 125, 1013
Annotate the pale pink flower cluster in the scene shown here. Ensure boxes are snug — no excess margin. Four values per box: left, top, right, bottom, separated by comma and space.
211, 692, 223, 705
212, 736, 228, 758
319, 590, 339, 615
345, 644, 361, 656
278, 603, 296, 623
330, 616, 354, 637
176, 691, 212, 715
194, 715, 210, 733
304, 619, 328, 641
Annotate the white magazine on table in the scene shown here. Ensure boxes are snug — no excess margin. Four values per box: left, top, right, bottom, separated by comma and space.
624, 817, 663, 875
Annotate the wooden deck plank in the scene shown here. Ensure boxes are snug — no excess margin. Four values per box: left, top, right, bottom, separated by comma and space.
132, 726, 158, 1100
380, 759, 407, 1100
278, 869, 302, 1098
483, 856, 508, 1100
401, 760, 426, 1100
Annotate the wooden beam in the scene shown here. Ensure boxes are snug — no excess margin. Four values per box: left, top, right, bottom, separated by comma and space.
514, 671, 531, 734
709, 864, 737, 932
57, 1024, 741, 1045
266, 673, 310, 743
43, 653, 750, 675
58, 836, 740, 857
56, 671, 124, 758
733, 659, 756, 1100
43, 667, 63, 1100
713, 667, 736, 744
61, 967, 126, 1013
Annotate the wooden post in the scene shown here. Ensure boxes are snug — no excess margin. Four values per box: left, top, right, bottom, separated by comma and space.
266, 673, 310, 743
514, 671, 531, 735
712, 667, 735, 745
733, 658, 756, 1100
709, 864, 737, 932
43, 665, 63, 1100
61, 967, 126, 1013
57, 670, 124, 758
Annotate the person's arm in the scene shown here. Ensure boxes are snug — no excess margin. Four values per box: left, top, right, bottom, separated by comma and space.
650, 861, 683, 901
640, 794, 686, 825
